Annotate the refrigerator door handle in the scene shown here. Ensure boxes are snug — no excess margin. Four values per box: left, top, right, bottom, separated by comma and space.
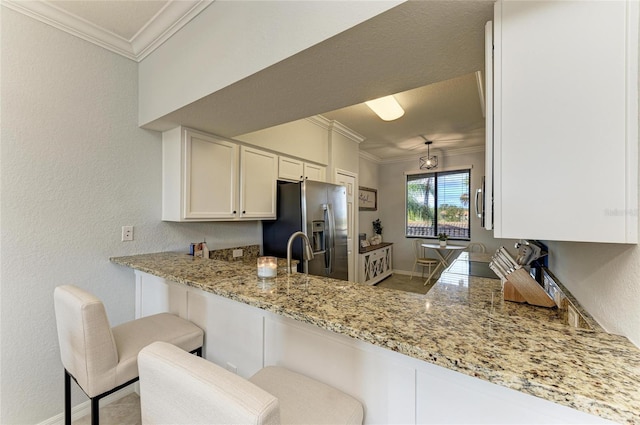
323, 205, 330, 271
475, 187, 483, 219
324, 203, 335, 274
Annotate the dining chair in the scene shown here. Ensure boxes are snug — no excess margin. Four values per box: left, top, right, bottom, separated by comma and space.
53, 285, 204, 425
467, 242, 487, 253
410, 239, 439, 280
138, 341, 364, 425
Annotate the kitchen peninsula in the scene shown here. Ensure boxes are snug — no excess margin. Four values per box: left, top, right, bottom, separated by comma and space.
111, 252, 640, 424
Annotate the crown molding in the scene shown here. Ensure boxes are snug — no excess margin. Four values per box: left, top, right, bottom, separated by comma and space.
359, 150, 382, 163
328, 121, 365, 144
306, 115, 332, 130
307, 115, 365, 144
2, 0, 212, 62
131, 1, 212, 61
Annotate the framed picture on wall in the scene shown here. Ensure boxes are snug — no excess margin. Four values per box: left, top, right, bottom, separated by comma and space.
358, 186, 377, 211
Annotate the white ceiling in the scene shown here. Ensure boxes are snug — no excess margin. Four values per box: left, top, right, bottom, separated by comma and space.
6, 0, 493, 161
323, 72, 486, 159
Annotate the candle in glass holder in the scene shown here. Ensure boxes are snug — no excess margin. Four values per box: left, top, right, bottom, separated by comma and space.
257, 256, 277, 278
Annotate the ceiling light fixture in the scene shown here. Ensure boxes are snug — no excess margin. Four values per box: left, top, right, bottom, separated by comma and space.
365, 95, 405, 121
419, 141, 438, 170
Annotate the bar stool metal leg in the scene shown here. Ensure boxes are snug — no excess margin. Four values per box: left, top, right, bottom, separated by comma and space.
91, 397, 99, 425
64, 370, 71, 425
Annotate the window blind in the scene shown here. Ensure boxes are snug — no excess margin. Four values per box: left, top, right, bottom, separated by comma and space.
406, 169, 470, 240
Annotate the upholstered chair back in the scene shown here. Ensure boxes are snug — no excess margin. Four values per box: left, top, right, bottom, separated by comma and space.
138, 341, 280, 425
54, 285, 119, 397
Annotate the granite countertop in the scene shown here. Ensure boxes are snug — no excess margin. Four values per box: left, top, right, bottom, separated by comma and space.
110, 251, 640, 423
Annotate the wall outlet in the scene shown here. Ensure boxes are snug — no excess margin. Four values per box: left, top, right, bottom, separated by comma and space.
567, 305, 580, 328
121, 226, 133, 241
232, 249, 243, 258
225, 362, 238, 374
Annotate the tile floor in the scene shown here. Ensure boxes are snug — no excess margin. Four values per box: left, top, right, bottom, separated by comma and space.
375, 272, 437, 294
72, 393, 140, 425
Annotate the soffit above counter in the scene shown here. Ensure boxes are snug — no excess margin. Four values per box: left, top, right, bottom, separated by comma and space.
138, 1, 492, 143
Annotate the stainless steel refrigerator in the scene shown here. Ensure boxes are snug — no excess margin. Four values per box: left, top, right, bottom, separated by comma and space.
263, 180, 348, 280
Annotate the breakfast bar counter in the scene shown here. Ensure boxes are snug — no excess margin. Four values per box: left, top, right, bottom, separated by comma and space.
111, 251, 640, 424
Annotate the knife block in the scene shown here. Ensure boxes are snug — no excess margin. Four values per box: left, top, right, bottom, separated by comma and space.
503, 268, 556, 308
503, 281, 527, 303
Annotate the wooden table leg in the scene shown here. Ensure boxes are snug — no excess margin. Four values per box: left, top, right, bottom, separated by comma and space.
424, 262, 442, 285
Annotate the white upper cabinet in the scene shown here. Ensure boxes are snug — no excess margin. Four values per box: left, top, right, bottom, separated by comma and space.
278, 156, 304, 181
277, 156, 326, 182
162, 127, 277, 221
492, 0, 638, 243
240, 146, 277, 219
303, 162, 326, 182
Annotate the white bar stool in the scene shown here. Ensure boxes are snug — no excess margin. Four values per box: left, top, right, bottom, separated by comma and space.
138, 341, 364, 425
53, 285, 204, 425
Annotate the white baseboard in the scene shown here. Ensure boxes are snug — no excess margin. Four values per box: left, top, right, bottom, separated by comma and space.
38, 385, 136, 425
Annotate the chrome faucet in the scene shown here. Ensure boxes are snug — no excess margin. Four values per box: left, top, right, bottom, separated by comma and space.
286, 231, 314, 274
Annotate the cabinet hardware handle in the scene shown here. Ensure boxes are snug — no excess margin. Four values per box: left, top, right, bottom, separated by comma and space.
475, 188, 483, 218
233, 210, 237, 214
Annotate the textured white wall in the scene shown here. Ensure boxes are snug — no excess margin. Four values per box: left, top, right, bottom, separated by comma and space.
546, 242, 640, 347
235, 118, 329, 165
377, 151, 517, 273
0, 9, 260, 423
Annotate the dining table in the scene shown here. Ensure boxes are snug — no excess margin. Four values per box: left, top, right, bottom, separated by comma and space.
420, 242, 467, 285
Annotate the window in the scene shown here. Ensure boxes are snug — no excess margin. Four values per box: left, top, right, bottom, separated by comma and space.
406, 169, 471, 240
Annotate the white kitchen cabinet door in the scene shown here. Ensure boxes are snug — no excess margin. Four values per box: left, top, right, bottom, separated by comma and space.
278, 156, 304, 181
278, 155, 326, 182
492, 0, 638, 243
303, 162, 325, 182
162, 127, 238, 221
240, 146, 277, 219
185, 131, 238, 219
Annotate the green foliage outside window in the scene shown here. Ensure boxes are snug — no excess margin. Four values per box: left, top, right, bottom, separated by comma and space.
406, 169, 471, 240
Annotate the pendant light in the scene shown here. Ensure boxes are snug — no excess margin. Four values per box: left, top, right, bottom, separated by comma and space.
419, 141, 438, 170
